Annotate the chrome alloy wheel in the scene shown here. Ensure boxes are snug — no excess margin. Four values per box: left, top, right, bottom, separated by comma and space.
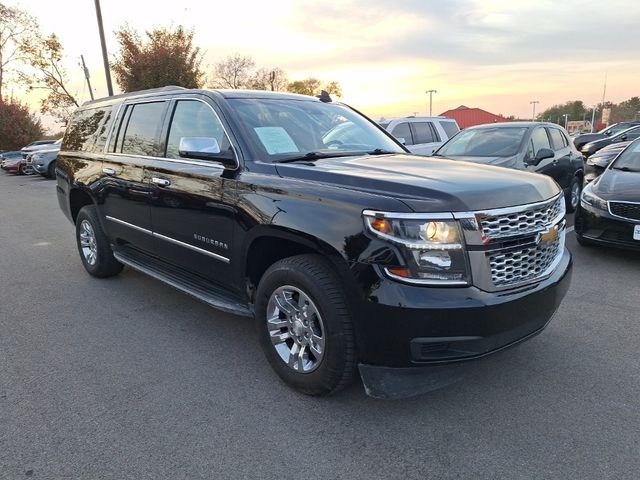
79, 220, 98, 266
266, 285, 326, 373
571, 182, 581, 209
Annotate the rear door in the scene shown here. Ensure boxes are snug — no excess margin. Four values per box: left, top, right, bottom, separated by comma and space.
410, 122, 441, 155
100, 100, 169, 253
546, 127, 573, 189
146, 96, 237, 287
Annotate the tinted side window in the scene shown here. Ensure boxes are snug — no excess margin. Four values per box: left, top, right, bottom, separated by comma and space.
166, 100, 231, 159
623, 129, 640, 141
531, 127, 551, 153
391, 122, 413, 145
412, 122, 439, 144
548, 128, 566, 151
118, 102, 166, 156
62, 107, 112, 152
439, 121, 459, 138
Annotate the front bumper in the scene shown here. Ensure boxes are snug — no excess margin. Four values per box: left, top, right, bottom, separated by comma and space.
354, 249, 572, 368
575, 202, 640, 250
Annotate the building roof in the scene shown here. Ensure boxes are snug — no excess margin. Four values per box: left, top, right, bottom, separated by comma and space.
439, 106, 508, 129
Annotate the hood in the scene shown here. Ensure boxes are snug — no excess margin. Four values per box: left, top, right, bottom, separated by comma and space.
593, 169, 640, 202
275, 154, 559, 212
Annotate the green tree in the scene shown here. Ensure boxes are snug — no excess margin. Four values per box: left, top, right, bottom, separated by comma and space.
210, 53, 255, 89
112, 25, 204, 92
612, 96, 640, 121
19, 33, 79, 123
0, 98, 43, 150
0, 2, 38, 100
537, 100, 588, 125
287, 77, 342, 97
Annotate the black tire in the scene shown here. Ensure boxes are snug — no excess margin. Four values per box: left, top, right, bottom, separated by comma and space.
47, 160, 57, 179
19, 164, 30, 175
75, 205, 123, 278
255, 254, 357, 396
565, 176, 582, 213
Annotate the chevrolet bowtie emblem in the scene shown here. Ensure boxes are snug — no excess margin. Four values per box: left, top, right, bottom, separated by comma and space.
539, 226, 559, 245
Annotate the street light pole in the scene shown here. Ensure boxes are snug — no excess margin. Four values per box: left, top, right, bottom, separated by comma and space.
426, 89, 437, 116
530, 100, 539, 121
80, 55, 94, 101
94, 0, 113, 96
590, 105, 597, 133
563, 114, 569, 129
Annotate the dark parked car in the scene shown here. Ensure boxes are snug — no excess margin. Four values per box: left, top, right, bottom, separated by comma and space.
584, 141, 631, 184
576, 138, 640, 250
573, 121, 640, 151
581, 125, 640, 158
433, 122, 585, 212
56, 87, 571, 397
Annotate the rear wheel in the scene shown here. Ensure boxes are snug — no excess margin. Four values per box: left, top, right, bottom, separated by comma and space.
19, 164, 31, 175
566, 177, 581, 213
255, 254, 357, 396
47, 160, 57, 179
75, 205, 123, 278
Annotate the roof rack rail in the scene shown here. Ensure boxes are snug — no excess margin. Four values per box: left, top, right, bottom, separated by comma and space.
81, 85, 187, 107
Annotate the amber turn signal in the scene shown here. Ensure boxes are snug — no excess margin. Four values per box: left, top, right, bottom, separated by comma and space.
370, 218, 391, 234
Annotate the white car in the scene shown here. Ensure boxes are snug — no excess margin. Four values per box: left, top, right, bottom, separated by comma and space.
379, 116, 459, 156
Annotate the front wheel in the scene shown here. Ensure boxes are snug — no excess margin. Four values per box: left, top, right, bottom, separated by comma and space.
47, 160, 57, 179
566, 177, 582, 213
75, 205, 123, 278
255, 254, 357, 396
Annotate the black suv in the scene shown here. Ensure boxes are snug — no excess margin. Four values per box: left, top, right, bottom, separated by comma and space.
56, 87, 572, 396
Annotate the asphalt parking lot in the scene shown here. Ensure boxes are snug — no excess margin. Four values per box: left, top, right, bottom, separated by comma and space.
1, 173, 639, 480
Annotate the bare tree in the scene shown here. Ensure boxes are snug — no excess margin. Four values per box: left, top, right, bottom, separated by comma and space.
210, 53, 255, 89
0, 3, 38, 100
249, 67, 288, 91
19, 33, 79, 123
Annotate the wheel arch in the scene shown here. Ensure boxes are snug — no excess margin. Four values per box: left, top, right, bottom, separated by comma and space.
69, 187, 96, 224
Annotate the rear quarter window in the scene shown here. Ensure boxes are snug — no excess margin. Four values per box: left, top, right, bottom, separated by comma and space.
62, 106, 114, 152
439, 121, 459, 139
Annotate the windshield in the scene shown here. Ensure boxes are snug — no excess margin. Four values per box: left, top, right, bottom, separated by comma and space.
603, 124, 633, 136
611, 140, 640, 171
436, 127, 527, 157
227, 98, 405, 162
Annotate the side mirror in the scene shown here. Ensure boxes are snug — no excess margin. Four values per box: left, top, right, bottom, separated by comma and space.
179, 137, 237, 168
528, 147, 554, 166
396, 137, 406, 145
604, 131, 611, 136
619, 134, 627, 141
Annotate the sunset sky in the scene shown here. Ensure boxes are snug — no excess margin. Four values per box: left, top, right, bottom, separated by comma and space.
8, 0, 640, 130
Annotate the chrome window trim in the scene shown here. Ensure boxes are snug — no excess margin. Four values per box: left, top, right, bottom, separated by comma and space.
608, 200, 640, 222
103, 102, 124, 154
153, 232, 230, 264
105, 216, 230, 264
106, 215, 152, 235
106, 152, 225, 170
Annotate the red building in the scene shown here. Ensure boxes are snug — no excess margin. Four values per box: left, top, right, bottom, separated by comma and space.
438, 105, 508, 129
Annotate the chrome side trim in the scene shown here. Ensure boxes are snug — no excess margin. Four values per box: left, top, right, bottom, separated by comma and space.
106, 216, 152, 235
107, 152, 225, 169
105, 215, 230, 264
153, 232, 230, 264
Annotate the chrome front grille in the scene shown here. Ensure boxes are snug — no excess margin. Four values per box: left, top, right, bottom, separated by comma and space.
478, 195, 564, 241
460, 194, 566, 292
488, 229, 564, 287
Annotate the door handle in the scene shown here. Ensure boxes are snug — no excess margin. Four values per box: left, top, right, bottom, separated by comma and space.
152, 177, 171, 187
102, 167, 116, 176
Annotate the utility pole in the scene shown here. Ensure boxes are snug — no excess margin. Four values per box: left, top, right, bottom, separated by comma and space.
563, 114, 569, 129
426, 89, 437, 116
94, 0, 113, 96
80, 55, 94, 101
530, 100, 539, 121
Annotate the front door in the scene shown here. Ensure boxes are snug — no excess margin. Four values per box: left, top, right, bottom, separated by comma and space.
146, 97, 237, 289
526, 126, 564, 187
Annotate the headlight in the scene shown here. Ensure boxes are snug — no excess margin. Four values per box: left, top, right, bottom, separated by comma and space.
363, 211, 470, 285
580, 183, 608, 211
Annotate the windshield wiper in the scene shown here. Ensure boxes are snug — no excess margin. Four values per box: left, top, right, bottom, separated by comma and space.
275, 152, 357, 164
612, 166, 640, 172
